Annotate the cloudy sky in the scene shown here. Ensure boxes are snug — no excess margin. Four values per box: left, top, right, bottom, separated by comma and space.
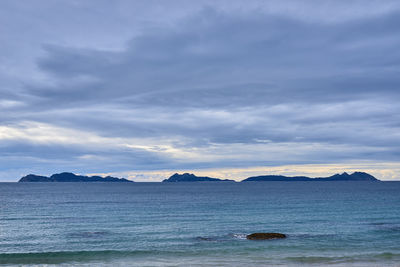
1, 0, 400, 181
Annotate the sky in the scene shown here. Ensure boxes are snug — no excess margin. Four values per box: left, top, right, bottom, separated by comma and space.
1, 0, 400, 181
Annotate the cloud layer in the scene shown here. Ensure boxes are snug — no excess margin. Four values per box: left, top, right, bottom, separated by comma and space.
1, 0, 400, 180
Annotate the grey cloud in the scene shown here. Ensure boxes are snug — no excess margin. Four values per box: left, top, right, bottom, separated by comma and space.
22, 5, 400, 142
28, 9, 400, 109
0, 139, 174, 176
1, 2, 400, 180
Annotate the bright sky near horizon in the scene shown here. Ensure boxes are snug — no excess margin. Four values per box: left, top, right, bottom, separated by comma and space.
1, 0, 400, 181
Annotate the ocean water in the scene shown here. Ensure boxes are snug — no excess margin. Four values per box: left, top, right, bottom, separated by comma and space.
1, 182, 400, 266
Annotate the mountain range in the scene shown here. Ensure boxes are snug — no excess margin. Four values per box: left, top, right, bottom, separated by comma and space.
162, 172, 379, 182
241, 171, 378, 182
18, 172, 132, 182
162, 173, 235, 182
18, 171, 379, 182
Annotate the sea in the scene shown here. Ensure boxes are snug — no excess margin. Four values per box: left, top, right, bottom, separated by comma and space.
1, 182, 400, 266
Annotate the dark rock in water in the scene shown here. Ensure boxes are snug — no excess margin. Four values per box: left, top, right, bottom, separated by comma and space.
163, 173, 235, 182
18, 172, 132, 182
246, 233, 286, 240
196, 236, 216, 241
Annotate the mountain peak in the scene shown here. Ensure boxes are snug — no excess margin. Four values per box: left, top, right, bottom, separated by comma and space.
19, 172, 132, 182
242, 171, 379, 182
163, 173, 234, 182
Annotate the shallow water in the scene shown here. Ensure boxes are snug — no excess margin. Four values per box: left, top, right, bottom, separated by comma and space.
1, 182, 400, 266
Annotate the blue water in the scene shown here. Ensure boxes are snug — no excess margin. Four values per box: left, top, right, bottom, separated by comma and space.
1, 182, 400, 266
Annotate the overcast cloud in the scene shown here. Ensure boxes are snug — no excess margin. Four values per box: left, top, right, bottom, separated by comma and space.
1, 0, 400, 181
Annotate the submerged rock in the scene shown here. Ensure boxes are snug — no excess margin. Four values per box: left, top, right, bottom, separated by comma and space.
196, 236, 215, 241
246, 233, 286, 240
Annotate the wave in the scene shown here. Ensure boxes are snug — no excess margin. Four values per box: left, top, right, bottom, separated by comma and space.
2, 250, 400, 265
66, 231, 110, 238
286, 252, 400, 264
0, 250, 149, 265
195, 233, 248, 242
231, 233, 247, 240
369, 222, 400, 232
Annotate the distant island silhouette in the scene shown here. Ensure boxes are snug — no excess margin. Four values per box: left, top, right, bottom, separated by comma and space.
18, 171, 379, 182
163, 173, 235, 182
163, 172, 379, 182
18, 172, 132, 182
241, 171, 378, 182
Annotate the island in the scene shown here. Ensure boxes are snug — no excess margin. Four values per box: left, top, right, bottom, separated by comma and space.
18, 172, 132, 182
18, 171, 380, 183
162, 173, 235, 182
241, 172, 379, 182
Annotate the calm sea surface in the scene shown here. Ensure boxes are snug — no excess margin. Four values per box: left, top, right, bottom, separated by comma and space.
1, 182, 400, 266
